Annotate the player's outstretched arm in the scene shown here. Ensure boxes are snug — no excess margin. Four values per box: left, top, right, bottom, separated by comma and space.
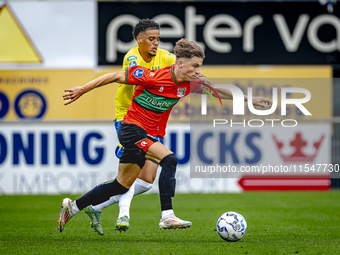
214, 88, 272, 107
194, 76, 272, 107
63, 71, 126, 105
195, 75, 232, 100
214, 87, 233, 99
246, 95, 273, 108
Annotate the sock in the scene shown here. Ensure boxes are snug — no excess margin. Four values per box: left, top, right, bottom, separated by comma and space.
134, 178, 153, 195
118, 182, 135, 218
91, 178, 152, 213
71, 201, 80, 215
158, 154, 177, 211
161, 209, 174, 219
76, 179, 128, 211
92, 195, 120, 212
118, 205, 130, 218
160, 195, 173, 211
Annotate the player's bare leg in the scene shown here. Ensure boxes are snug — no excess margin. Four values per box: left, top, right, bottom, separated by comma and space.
138, 160, 158, 183
116, 163, 142, 188
135, 161, 157, 203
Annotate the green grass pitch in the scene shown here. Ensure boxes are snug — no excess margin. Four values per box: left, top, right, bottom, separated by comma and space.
1, 192, 339, 254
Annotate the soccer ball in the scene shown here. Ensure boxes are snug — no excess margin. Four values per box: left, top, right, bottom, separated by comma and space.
216, 212, 247, 242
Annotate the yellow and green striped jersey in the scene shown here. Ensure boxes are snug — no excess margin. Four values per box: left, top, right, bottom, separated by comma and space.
115, 46, 176, 121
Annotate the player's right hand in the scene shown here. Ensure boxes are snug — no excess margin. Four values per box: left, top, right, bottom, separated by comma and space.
63, 86, 84, 105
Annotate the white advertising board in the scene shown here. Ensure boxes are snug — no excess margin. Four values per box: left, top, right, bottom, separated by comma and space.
0, 123, 331, 194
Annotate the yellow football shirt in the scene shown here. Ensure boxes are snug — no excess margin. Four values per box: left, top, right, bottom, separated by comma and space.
115, 46, 176, 121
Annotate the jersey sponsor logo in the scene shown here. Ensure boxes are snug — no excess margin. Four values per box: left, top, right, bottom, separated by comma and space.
177, 87, 187, 97
159, 86, 164, 92
134, 89, 179, 113
135, 138, 153, 152
127, 56, 137, 62
129, 61, 137, 67
133, 68, 144, 78
144, 97, 177, 109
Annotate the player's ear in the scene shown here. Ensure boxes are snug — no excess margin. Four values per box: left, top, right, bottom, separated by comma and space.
136, 35, 141, 44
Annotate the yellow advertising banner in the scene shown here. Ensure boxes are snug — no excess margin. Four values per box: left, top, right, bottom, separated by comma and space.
0, 68, 120, 121
0, 66, 332, 121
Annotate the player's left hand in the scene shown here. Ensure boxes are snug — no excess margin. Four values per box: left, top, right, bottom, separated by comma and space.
252, 96, 273, 108
63, 86, 84, 105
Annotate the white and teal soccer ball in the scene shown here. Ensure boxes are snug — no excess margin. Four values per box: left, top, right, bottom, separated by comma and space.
216, 212, 247, 242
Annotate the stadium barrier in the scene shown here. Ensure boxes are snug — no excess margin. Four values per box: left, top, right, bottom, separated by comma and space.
0, 119, 338, 194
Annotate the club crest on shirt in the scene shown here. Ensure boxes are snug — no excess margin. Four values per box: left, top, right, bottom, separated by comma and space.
159, 86, 164, 92
133, 69, 144, 78
177, 87, 186, 97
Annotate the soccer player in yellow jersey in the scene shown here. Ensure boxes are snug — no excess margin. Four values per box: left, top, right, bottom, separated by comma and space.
84, 19, 176, 235
115, 39, 175, 123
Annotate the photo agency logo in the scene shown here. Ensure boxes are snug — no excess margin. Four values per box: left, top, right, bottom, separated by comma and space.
201, 85, 312, 128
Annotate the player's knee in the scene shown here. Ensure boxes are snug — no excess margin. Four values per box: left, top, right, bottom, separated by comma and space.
159, 153, 178, 168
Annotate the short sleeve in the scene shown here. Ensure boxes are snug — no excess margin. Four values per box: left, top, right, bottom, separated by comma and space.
126, 66, 155, 87
122, 55, 129, 71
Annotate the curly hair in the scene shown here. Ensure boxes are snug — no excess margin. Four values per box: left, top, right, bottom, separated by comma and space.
132, 19, 160, 39
174, 39, 205, 60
